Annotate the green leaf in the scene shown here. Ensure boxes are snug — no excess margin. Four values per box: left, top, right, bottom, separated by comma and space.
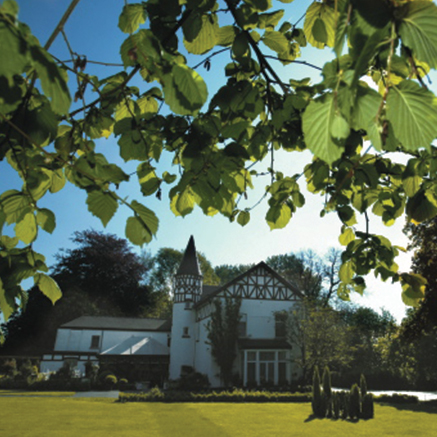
216, 25, 238, 46
86, 191, 118, 227
237, 210, 250, 227
331, 113, 350, 140
126, 202, 158, 246
162, 171, 177, 184
137, 163, 161, 196
400, 272, 426, 307
30, 45, 71, 115
262, 31, 289, 53
0, 20, 28, 79
339, 260, 354, 283
303, 2, 335, 49
312, 18, 327, 44
119, 130, 147, 162
118, 3, 147, 34
0, 278, 15, 322
120, 30, 161, 68
1, 0, 19, 17
399, 1, 437, 69
0, 235, 18, 250
258, 10, 284, 29
174, 188, 195, 217
15, 212, 37, 244
386, 80, 437, 152
36, 208, 56, 234
402, 159, 422, 198
0, 190, 31, 224
131, 200, 159, 236
266, 203, 292, 230
339, 227, 355, 246
406, 189, 437, 223
351, 86, 382, 131
34, 273, 62, 305
184, 14, 218, 55
163, 64, 208, 115
302, 93, 344, 165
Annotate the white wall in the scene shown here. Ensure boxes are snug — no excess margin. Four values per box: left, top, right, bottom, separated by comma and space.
240, 299, 297, 338
194, 298, 302, 387
169, 304, 196, 380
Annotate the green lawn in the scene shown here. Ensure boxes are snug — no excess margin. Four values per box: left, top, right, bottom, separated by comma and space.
0, 397, 436, 436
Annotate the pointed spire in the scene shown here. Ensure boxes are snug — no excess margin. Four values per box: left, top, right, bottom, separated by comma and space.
177, 236, 202, 276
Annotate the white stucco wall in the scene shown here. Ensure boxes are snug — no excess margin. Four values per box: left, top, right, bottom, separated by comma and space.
193, 298, 302, 386
169, 304, 196, 380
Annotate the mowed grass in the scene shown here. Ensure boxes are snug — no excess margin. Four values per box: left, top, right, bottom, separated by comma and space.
0, 397, 436, 437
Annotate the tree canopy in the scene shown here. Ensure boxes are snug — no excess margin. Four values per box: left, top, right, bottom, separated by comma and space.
1, 0, 437, 326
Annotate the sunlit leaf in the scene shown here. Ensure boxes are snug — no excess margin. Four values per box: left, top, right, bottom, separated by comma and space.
86, 190, 118, 227
34, 273, 62, 305
386, 80, 437, 152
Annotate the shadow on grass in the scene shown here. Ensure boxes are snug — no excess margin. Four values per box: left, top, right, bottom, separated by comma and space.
304, 414, 360, 424
379, 400, 437, 415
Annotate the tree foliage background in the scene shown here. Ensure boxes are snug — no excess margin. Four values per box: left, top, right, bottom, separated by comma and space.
1, 0, 437, 332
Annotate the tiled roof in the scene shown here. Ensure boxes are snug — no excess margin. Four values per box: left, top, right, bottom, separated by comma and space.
61, 316, 171, 332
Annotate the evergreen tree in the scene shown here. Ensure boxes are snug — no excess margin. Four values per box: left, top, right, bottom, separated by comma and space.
312, 366, 324, 418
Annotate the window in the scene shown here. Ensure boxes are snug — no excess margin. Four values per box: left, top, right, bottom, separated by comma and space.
182, 327, 190, 337
244, 350, 289, 386
90, 335, 100, 349
275, 312, 287, 338
185, 301, 192, 310
237, 321, 247, 337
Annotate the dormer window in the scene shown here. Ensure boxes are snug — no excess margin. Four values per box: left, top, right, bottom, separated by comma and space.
90, 335, 100, 349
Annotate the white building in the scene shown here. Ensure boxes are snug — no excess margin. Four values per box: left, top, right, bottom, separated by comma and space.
42, 236, 303, 387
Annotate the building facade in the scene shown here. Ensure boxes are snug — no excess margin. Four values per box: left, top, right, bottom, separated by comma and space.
169, 236, 303, 387
42, 236, 303, 387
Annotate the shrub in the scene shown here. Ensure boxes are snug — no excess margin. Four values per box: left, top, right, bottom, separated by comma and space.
104, 374, 117, 389
332, 392, 340, 419
362, 393, 374, 419
174, 371, 210, 391
339, 391, 349, 420
349, 384, 361, 420
322, 366, 332, 418
84, 361, 99, 382
312, 366, 324, 418
360, 374, 368, 398
0, 359, 17, 377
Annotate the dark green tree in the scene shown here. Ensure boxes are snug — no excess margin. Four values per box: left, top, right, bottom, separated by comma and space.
206, 297, 241, 387
312, 365, 324, 418
403, 218, 437, 337
214, 264, 254, 285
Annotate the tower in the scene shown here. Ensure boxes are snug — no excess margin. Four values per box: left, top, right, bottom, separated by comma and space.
169, 236, 203, 380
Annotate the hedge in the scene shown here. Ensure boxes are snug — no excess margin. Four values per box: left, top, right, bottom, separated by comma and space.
118, 388, 311, 403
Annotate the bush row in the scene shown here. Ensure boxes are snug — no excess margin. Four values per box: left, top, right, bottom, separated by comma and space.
119, 387, 311, 403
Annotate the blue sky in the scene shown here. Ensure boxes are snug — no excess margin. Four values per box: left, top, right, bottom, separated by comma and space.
2, 0, 433, 322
